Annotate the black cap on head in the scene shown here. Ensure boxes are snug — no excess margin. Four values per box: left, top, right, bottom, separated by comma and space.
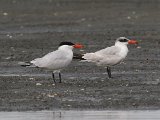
117, 37, 129, 42
59, 42, 74, 46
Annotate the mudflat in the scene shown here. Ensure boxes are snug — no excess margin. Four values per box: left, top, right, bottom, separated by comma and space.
0, 0, 160, 111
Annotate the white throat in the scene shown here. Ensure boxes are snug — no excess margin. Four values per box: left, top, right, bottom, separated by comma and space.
58, 45, 74, 59
115, 42, 129, 59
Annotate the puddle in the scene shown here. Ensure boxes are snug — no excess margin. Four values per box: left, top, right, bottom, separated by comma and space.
0, 110, 160, 120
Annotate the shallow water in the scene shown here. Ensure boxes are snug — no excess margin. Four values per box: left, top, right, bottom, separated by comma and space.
0, 110, 160, 120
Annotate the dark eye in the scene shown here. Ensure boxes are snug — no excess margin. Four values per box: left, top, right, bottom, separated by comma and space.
119, 39, 128, 42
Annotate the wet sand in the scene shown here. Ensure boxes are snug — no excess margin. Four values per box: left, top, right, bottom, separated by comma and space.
0, 0, 160, 111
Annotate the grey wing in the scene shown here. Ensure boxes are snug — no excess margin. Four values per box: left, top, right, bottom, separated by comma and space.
82, 46, 120, 63
82, 53, 103, 62
95, 46, 120, 55
31, 50, 67, 68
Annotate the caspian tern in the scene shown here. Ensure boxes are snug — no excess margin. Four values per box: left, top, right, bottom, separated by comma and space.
75, 37, 138, 78
19, 42, 83, 83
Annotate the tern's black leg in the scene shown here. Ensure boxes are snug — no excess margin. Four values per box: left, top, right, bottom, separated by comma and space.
52, 72, 56, 83
107, 67, 112, 78
59, 72, 62, 83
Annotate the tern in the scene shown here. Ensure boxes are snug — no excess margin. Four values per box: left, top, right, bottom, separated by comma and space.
74, 37, 138, 78
19, 42, 83, 83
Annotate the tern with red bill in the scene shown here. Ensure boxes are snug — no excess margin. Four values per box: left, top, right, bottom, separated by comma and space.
80, 37, 138, 78
19, 42, 83, 83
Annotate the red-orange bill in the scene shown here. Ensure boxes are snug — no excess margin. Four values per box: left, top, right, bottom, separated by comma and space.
128, 40, 138, 44
73, 44, 83, 48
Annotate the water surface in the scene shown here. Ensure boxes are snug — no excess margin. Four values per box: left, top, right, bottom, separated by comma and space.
0, 110, 160, 120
